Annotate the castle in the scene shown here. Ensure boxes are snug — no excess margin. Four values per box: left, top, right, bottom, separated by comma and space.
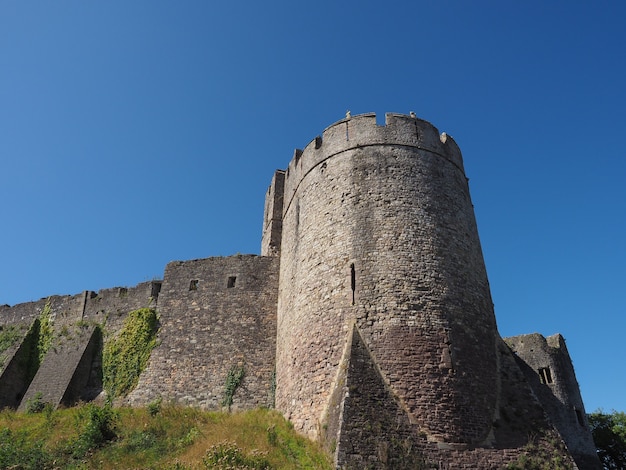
0, 113, 600, 469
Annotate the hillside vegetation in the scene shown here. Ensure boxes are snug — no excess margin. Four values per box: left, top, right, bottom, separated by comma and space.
0, 403, 332, 469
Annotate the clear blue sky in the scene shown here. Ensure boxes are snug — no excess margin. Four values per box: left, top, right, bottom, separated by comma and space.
1, 2, 624, 414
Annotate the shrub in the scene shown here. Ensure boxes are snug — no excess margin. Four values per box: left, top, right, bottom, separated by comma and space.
25, 392, 47, 414
222, 364, 245, 411
0, 427, 53, 469
148, 396, 163, 417
202, 442, 270, 469
589, 410, 626, 469
72, 403, 118, 458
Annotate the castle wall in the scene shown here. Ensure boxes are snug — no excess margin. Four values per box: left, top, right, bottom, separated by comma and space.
83, 281, 161, 331
18, 325, 99, 410
0, 301, 41, 326
0, 323, 35, 409
126, 255, 278, 410
0, 295, 82, 327
0, 294, 85, 408
0, 282, 158, 332
276, 113, 499, 443
0, 112, 601, 469
324, 325, 579, 468
0, 283, 158, 409
506, 333, 600, 468
331, 324, 430, 469
261, 169, 285, 256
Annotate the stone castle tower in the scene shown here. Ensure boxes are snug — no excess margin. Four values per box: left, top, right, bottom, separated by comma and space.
0, 113, 600, 469
268, 113, 498, 443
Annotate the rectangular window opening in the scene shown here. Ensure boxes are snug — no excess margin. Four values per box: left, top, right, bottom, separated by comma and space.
538, 367, 553, 384
189, 280, 198, 291
151, 281, 162, 299
227, 276, 236, 288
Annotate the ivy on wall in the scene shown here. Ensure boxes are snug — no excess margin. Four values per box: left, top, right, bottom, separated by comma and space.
222, 364, 245, 411
37, 301, 53, 366
20, 300, 55, 381
102, 308, 158, 400
0, 325, 24, 369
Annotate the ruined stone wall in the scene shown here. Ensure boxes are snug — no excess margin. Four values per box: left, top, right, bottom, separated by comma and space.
83, 281, 161, 332
0, 301, 41, 326
0, 253, 278, 412
0, 323, 35, 409
0, 294, 82, 327
0, 294, 86, 408
0, 282, 158, 410
261, 169, 285, 256
18, 325, 100, 410
330, 324, 429, 469
506, 333, 600, 468
0, 281, 157, 332
127, 255, 278, 410
276, 113, 499, 443
325, 324, 577, 469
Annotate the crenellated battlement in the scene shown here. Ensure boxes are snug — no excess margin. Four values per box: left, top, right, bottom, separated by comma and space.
281, 113, 464, 215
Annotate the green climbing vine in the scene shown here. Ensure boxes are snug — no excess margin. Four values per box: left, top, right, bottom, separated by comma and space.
0, 325, 24, 369
37, 301, 53, 365
222, 363, 245, 411
17, 299, 55, 382
102, 307, 158, 400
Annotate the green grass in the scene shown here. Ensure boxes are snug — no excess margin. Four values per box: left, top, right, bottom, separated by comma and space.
0, 404, 332, 469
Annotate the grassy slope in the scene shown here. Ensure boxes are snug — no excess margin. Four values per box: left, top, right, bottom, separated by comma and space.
0, 405, 332, 469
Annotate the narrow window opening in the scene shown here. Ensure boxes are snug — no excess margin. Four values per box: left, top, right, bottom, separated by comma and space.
227, 276, 236, 288
151, 281, 162, 299
350, 263, 356, 305
295, 201, 300, 230
189, 279, 198, 291
538, 367, 553, 384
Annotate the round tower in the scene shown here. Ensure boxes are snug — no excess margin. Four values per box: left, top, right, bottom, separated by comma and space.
275, 113, 499, 445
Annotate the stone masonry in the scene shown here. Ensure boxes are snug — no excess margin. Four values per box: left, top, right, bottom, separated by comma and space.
126, 255, 278, 410
0, 113, 600, 469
